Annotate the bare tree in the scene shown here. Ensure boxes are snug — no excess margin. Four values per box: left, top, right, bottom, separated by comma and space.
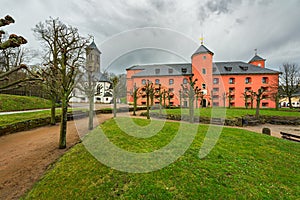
253, 87, 267, 119
0, 15, 40, 92
141, 80, 154, 119
181, 75, 198, 123
34, 18, 89, 149
132, 83, 139, 116
279, 63, 300, 108
226, 90, 233, 109
242, 90, 250, 109
111, 75, 125, 118
75, 69, 98, 130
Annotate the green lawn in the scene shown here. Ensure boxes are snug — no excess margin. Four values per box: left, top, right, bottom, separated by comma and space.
0, 94, 52, 112
24, 118, 300, 199
153, 107, 300, 119
0, 110, 62, 126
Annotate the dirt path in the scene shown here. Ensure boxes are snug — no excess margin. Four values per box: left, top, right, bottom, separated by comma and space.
1, 111, 299, 200
0, 113, 112, 200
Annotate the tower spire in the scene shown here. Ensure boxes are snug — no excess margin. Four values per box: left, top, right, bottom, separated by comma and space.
199, 34, 204, 45
254, 48, 257, 55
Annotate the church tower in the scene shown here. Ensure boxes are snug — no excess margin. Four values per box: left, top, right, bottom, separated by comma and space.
191, 43, 214, 102
86, 40, 101, 72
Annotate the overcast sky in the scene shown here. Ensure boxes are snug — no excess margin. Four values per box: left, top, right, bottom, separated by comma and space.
2, 0, 300, 74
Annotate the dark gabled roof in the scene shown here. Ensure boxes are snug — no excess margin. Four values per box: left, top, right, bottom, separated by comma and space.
86, 41, 101, 54
249, 54, 265, 62
213, 61, 279, 75
128, 63, 192, 77
192, 44, 214, 57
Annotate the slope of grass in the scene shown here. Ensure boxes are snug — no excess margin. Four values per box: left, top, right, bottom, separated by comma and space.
0, 94, 52, 112
24, 118, 300, 199
154, 107, 300, 119
0, 110, 62, 126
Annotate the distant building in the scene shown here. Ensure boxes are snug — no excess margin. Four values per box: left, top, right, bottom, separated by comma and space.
70, 41, 113, 104
126, 43, 280, 108
280, 90, 300, 108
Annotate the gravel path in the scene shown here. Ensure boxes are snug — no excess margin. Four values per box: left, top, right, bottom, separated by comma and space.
0, 113, 112, 200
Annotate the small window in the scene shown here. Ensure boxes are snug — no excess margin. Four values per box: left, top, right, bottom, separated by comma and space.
155, 69, 160, 74
245, 87, 251, 92
142, 79, 146, 85
229, 87, 235, 93
168, 68, 173, 74
213, 67, 217, 72
262, 77, 268, 84
169, 88, 174, 92
262, 102, 268, 107
213, 102, 219, 106
169, 79, 174, 85
106, 98, 109, 101
213, 78, 219, 84
203, 55, 206, 60
182, 68, 187, 73
202, 83, 206, 89
229, 78, 235, 84
155, 79, 160, 85
202, 68, 206, 74
183, 78, 188, 84
245, 77, 251, 84
213, 88, 219, 92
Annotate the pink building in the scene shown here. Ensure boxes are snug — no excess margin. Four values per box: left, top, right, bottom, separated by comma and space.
126, 44, 280, 108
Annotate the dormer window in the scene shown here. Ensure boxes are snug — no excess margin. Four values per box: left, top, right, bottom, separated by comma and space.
224, 66, 232, 71
239, 66, 248, 71
213, 67, 217, 72
155, 69, 160, 74
181, 68, 187, 73
168, 68, 173, 74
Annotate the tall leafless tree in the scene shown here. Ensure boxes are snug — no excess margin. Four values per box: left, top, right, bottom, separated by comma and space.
34, 17, 89, 149
279, 63, 300, 108
0, 15, 40, 92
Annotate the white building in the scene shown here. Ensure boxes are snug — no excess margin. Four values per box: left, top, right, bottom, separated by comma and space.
70, 41, 113, 104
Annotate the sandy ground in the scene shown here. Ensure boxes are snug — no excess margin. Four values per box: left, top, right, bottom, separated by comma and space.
0, 110, 299, 200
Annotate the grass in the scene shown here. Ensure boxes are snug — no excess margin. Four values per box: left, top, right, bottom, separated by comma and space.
0, 110, 62, 126
0, 94, 52, 112
153, 107, 300, 119
24, 118, 300, 199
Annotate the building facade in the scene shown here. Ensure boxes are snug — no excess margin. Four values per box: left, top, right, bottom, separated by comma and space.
126, 44, 280, 108
70, 41, 113, 104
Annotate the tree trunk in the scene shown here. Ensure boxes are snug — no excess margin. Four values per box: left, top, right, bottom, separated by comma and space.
288, 96, 293, 109
146, 93, 150, 119
88, 96, 94, 130
275, 95, 279, 111
133, 94, 137, 116
113, 96, 117, 118
255, 99, 260, 119
189, 98, 194, 123
59, 97, 68, 149
50, 97, 56, 125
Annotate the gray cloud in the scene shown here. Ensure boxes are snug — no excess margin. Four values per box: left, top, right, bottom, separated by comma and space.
1, 0, 300, 73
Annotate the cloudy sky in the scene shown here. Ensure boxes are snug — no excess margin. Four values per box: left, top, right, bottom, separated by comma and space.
2, 0, 300, 74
